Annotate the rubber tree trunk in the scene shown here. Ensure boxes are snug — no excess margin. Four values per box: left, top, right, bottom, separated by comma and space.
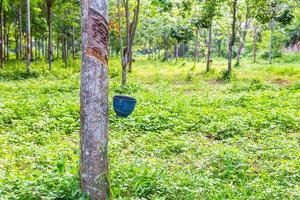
227, 0, 238, 76
56, 37, 59, 59
117, 0, 126, 86
253, 26, 257, 63
236, 17, 250, 66
46, 0, 53, 71
15, 29, 19, 60
72, 26, 75, 60
269, 21, 273, 64
194, 28, 199, 67
80, 0, 110, 199
19, 9, 23, 61
206, 25, 212, 72
26, 0, 31, 73
0, 0, 3, 69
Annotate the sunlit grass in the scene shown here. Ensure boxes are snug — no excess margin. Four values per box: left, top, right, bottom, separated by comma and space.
0, 56, 299, 199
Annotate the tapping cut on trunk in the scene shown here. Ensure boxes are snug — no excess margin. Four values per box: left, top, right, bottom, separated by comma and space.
86, 8, 108, 66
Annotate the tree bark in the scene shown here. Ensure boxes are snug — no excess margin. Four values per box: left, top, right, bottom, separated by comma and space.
269, 20, 273, 64
206, 25, 212, 72
194, 28, 199, 67
117, 0, 126, 86
80, 0, 110, 199
236, 17, 250, 66
15, 28, 19, 60
72, 26, 75, 60
46, 0, 53, 71
56, 37, 59, 59
26, 0, 31, 73
0, 0, 3, 69
19, 9, 23, 61
253, 26, 257, 63
227, 0, 238, 77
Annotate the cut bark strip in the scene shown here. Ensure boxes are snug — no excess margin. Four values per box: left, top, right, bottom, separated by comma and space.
86, 7, 108, 66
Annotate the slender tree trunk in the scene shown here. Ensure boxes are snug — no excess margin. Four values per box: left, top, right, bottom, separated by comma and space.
117, 0, 126, 86
15, 30, 19, 60
206, 25, 212, 72
34, 37, 37, 61
3, 18, 6, 63
0, 0, 3, 69
269, 20, 273, 64
80, 1, 110, 199
26, 0, 31, 73
236, 17, 250, 66
19, 9, 23, 61
72, 26, 75, 60
253, 26, 257, 63
37, 38, 40, 59
47, 0, 53, 70
56, 37, 59, 59
194, 28, 199, 67
227, 0, 238, 77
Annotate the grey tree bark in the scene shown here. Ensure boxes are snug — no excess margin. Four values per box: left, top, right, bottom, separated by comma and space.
72, 26, 76, 60
206, 25, 212, 72
46, 0, 53, 71
26, 0, 31, 73
80, 0, 110, 199
269, 20, 274, 64
227, 0, 238, 77
236, 17, 250, 66
19, 8, 23, 61
122, 0, 140, 74
0, 0, 3, 69
194, 28, 199, 67
253, 25, 257, 63
117, 0, 126, 86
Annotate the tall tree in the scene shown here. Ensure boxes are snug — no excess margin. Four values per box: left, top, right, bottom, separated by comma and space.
46, 0, 54, 71
227, 0, 238, 77
80, 0, 110, 199
0, 0, 3, 69
122, 0, 140, 74
26, 0, 31, 73
236, 1, 251, 66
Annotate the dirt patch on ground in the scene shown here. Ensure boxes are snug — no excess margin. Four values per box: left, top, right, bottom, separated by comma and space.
270, 79, 291, 86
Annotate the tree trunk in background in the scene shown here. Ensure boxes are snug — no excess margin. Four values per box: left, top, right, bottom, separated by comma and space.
19, 9, 23, 61
236, 17, 250, 66
80, 0, 110, 199
117, 0, 126, 85
227, 0, 237, 77
62, 34, 68, 67
56, 37, 59, 59
41, 38, 45, 58
72, 26, 75, 60
269, 20, 273, 64
34, 37, 37, 61
46, 0, 53, 71
15, 30, 19, 60
0, 0, 3, 69
206, 25, 212, 72
122, 0, 140, 74
26, 0, 31, 73
194, 28, 199, 66
253, 26, 257, 63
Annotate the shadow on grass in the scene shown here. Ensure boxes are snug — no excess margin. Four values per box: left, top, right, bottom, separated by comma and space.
0, 70, 40, 81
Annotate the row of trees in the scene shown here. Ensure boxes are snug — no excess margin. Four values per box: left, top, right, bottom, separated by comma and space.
0, 0, 299, 80
112, 0, 298, 81
0, 0, 80, 72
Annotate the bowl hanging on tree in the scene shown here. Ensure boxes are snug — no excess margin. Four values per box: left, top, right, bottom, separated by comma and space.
113, 95, 137, 118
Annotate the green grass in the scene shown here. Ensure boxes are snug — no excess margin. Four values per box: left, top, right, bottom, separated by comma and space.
0, 57, 300, 199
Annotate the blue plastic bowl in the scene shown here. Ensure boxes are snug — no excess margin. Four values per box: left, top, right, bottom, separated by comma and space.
113, 95, 137, 118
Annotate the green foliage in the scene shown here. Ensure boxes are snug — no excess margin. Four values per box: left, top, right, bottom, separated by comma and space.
0, 57, 300, 199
